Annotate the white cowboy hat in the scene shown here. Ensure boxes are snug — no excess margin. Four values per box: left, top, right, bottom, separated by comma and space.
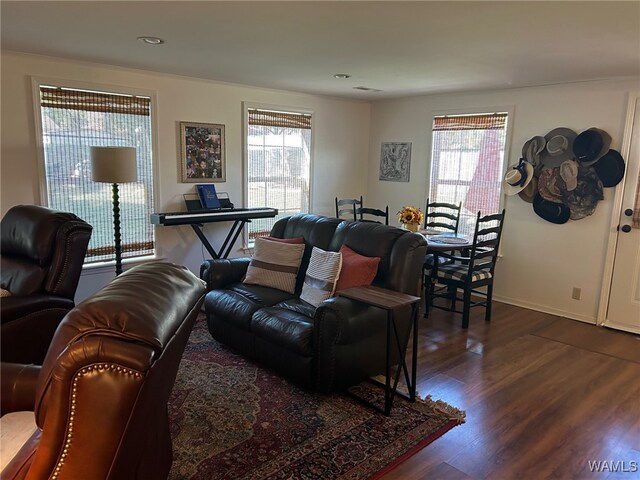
503, 159, 534, 196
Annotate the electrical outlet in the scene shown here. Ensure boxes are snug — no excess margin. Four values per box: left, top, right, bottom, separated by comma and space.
572, 287, 581, 300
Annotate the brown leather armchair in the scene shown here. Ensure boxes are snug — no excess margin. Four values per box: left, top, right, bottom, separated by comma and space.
0, 261, 206, 480
1, 205, 92, 364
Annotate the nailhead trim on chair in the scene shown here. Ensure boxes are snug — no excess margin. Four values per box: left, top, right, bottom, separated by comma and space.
51, 364, 142, 479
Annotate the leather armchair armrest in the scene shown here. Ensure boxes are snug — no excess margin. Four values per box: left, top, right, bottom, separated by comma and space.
1, 363, 41, 415
200, 258, 251, 290
315, 296, 387, 346
0, 295, 73, 326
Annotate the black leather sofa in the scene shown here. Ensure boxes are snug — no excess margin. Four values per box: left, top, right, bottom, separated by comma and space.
200, 213, 427, 392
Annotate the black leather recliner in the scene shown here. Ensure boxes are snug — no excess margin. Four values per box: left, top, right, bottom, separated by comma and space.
201, 213, 427, 392
1, 205, 92, 364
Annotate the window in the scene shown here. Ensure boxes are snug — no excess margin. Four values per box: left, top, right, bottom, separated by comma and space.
429, 112, 508, 236
245, 107, 312, 242
37, 84, 155, 264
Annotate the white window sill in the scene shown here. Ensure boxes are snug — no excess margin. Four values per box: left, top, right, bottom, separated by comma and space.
81, 255, 158, 275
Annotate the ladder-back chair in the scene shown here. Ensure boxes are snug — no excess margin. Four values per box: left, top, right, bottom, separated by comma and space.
424, 210, 505, 328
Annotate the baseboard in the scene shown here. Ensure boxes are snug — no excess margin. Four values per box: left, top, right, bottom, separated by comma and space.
493, 295, 596, 325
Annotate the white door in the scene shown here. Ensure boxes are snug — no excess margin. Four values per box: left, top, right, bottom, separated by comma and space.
603, 95, 640, 334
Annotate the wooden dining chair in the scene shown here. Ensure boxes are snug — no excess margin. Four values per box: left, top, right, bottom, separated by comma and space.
335, 196, 363, 221
424, 210, 505, 328
422, 199, 463, 292
424, 199, 462, 233
356, 206, 389, 225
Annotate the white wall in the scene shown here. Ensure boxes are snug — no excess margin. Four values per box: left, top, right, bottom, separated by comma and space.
367, 79, 639, 323
1, 52, 370, 300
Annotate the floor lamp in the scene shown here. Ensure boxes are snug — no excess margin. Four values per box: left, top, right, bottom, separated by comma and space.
91, 146, 138, 276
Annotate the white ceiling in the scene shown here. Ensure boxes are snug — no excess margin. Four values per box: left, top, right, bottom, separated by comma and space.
2, 1, 639, 100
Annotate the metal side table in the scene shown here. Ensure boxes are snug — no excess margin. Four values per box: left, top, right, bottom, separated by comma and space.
338, 285, 420, 415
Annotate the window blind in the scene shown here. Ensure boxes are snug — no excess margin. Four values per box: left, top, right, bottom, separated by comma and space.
246, 108, 311, 241
39, 85, 155, 263
430, 113, 508, 236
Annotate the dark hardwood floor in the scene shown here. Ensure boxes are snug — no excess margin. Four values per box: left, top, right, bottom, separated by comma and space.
382, 301, 640, 479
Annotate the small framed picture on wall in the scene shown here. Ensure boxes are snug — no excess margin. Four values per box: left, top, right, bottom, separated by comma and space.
379, 142, 412, 182
179, 121, 225, 182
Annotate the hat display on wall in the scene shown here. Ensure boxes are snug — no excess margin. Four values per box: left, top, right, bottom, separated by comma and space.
540, 127, 577, 168
518, 176, 538, 203
522, 136, 546, 175
560, 159, 579, 191
572, 128, 611, 166
563, 164, 604, 220
592, 149, 625, 187
538, 167, 566, 203
515, 127, 625, 225
533, 193, 571, 224
503, 159, 534, 195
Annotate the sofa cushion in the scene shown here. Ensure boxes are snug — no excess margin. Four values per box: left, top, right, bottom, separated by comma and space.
329, 221, 405, 286
252, 304, 315, 356
244, 237, 305, 294
300, 247, 342, 307
204, 283, 295, 331
263, 236, 305, 244
335, 245, 380, 292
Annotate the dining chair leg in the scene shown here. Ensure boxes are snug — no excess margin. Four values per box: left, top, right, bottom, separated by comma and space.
449, 285, 456, 311
423, 277, 432, 318
485, 284, 494, 322
462, 286, 471, 329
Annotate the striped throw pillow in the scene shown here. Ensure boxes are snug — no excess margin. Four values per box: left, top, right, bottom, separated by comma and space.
300, 247, 343, 307
244, 237, 305, 294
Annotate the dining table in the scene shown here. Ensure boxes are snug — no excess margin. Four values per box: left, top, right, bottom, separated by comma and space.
418, 229, 474, 252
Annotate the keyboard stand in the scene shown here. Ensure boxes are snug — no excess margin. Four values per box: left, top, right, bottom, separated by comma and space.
150, 207, 278, 259
190, 219, 248, 259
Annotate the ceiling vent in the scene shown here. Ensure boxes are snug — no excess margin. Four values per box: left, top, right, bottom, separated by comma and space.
353, 86, 382, 92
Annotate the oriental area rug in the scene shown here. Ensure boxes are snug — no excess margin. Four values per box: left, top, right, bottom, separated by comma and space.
168, 317, 465, 480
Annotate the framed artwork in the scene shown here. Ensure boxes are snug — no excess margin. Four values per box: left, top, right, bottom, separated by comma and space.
379, 142, 412, 182
179, 121, 225, 182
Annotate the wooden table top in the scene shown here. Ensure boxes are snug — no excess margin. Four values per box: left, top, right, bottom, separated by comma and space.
337, 285, 421, 310
420, 232, 473, 251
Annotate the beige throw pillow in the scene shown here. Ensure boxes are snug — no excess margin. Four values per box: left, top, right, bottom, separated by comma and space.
300, 247, 343, 307
243, 237, 305, 294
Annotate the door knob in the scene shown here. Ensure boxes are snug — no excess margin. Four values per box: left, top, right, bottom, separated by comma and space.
624, 208, 633, 217
620, 225, 632, 233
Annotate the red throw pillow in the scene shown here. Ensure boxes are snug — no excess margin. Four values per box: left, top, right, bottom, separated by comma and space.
262, 236, 305, 244
335, 245, 380, 292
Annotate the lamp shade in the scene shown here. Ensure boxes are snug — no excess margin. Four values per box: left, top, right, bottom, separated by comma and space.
91, 146, 138, 183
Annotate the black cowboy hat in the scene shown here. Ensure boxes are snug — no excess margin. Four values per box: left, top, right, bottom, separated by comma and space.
533, 193, 570, 224
593, 149, 625, 187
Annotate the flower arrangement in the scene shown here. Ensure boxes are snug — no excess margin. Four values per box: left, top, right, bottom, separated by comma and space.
397, 205, 424, 228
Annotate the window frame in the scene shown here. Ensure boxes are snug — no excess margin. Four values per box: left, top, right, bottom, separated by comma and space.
425, 105, 515, 222
242, 102, 315, 247
30, 76, 161, 270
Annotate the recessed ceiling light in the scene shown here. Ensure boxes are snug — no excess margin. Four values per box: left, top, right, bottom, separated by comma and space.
333, 73, 351, 79
137, 36, 165, 45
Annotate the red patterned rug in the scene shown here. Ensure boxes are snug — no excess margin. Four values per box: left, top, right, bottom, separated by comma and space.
168, 317, 465, 480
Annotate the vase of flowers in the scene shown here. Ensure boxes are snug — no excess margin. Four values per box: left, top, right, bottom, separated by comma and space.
397, 206, 424, 232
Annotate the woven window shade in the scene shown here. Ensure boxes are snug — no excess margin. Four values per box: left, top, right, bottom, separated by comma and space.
39, 85, 154, 263
248, 108, 311, 129
246, 108, 311, 241
430, 113, 508, 236
433, 113, 507, 131
40, 86, 150, 115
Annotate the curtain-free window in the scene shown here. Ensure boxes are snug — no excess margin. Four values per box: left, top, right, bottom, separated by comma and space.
429, 112, 508, 236
246, 108, 311, 241
38, 85, 155, 263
